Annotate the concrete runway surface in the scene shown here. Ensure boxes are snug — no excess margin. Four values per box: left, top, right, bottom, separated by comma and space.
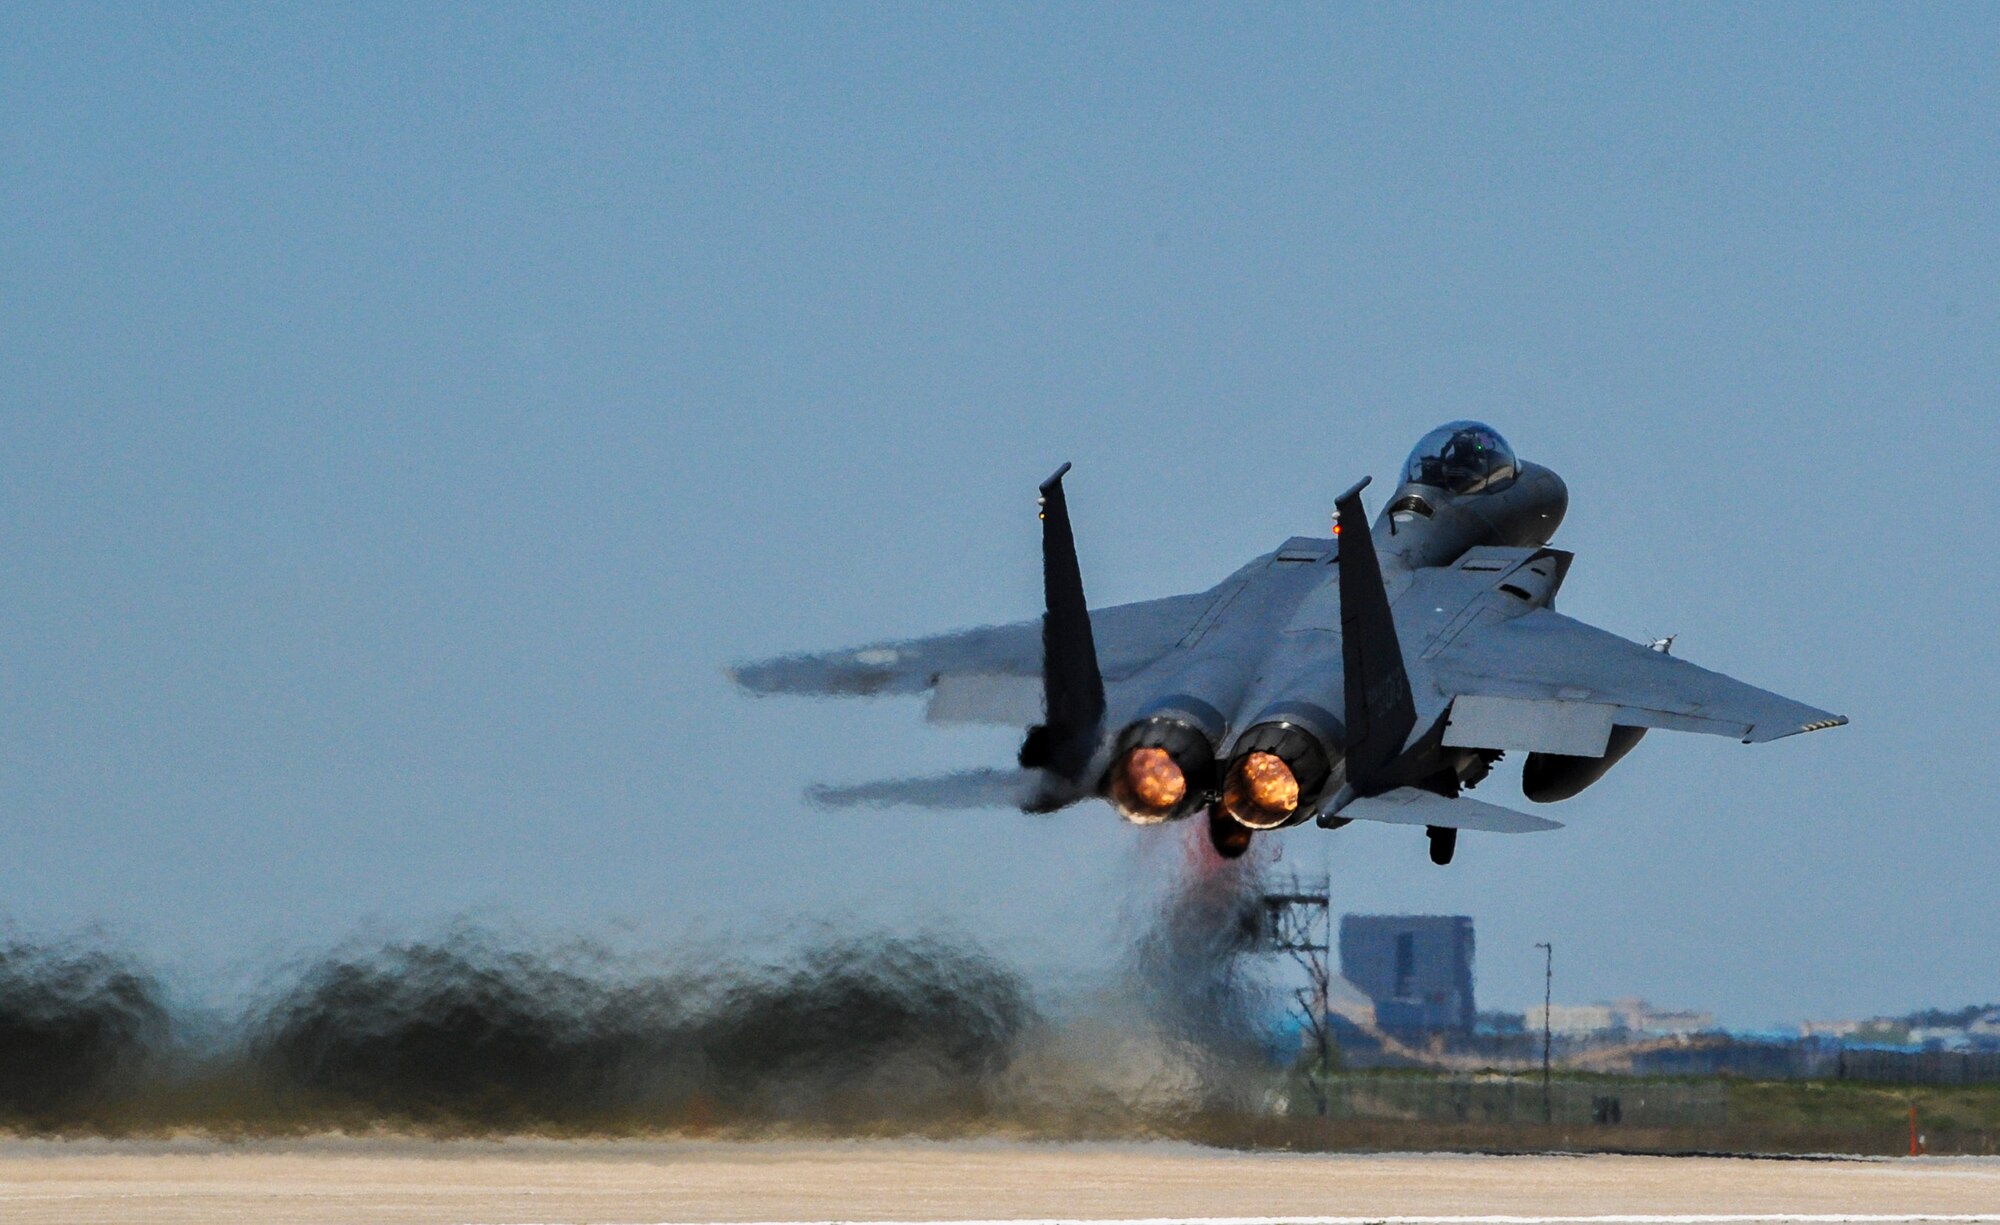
1, 1139, 1997, 1225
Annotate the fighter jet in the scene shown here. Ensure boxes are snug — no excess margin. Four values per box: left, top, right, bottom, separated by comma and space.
733, 422, 1845, 864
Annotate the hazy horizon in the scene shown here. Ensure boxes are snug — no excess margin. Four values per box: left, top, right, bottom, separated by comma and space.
3, 5, 1995, 1029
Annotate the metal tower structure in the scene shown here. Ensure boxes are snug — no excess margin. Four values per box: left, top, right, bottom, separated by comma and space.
1256, 873, 1333, 1115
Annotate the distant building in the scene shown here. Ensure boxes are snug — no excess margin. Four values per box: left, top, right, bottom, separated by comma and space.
1338, 914, 1475, 1035
1803, 1017, 1911, 1044
1476, 1010, 1527, 1035
1801, 1011, 2000, 1052
1532, 1003, 1618, 1035
1911, 1027, 1976, 1051
1618, 998, 1716, 1035
1528, 997, 1716, 1036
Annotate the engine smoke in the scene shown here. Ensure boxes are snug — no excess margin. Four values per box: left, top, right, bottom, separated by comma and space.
1115, 823, 1276, 1113
250, 934, 691, 1127
0, 939, 167, 1125
223, 928, 1041, 1132
0, 841, 1288, 1138
699, 936, 1034, 1126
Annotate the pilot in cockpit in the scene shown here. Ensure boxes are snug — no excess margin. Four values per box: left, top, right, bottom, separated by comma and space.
1403, 421, 1519, 495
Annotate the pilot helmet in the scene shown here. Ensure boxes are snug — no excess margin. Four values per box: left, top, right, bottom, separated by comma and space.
1402, 421, 1518, 494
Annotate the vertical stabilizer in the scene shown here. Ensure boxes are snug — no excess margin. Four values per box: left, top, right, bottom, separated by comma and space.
1336, 477, 1416, 784
1026, 463, 1105, 783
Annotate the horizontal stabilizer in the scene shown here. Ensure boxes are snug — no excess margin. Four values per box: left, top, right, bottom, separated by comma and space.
1336, 787, 1563, 833
807, 768, 1047, 811
925, 673, 1045, 727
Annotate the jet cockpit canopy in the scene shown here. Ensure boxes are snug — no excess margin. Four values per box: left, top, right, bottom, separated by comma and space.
1403, 421, 1518, 494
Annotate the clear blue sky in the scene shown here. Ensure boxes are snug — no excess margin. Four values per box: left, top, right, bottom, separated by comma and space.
2, 5, 1994, 1025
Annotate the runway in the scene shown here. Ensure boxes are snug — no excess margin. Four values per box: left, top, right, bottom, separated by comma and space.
1, 1139, 1997, 1225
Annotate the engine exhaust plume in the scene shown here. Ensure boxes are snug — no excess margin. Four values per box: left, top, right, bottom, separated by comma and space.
0, 939, 167, 1126
1205, 806, 1254, 859
1096, 821, 1275, 1118
1108, 747, 1188, 824
1222, 751, 1300, 829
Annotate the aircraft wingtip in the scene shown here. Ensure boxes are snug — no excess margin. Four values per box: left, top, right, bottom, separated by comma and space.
1744, 714, 1848, 744
723, 662, 771, 694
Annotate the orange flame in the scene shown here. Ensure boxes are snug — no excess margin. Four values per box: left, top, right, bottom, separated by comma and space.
1111, 746, 1187, 822
1223, 751, 1300, 828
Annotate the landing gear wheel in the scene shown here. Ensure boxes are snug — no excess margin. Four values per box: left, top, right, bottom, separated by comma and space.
1427, 824, 1458, 866
1208, 806, 1254, 860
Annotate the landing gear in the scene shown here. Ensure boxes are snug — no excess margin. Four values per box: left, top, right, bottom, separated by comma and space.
1207, 806, 1254, 860
1427, 824, 1457, 866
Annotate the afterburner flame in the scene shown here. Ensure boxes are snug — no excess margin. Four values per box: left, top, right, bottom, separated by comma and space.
1223, 751, 1299, 828
1239, 752, 1299, 812
1110, 746, 1187, 823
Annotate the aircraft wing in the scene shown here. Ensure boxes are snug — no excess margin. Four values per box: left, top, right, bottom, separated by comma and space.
1430, 609, 1846, 747
729, 588, 1221, 725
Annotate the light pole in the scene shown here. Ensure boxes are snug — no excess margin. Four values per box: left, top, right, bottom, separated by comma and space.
1534, 941, 1552, 1124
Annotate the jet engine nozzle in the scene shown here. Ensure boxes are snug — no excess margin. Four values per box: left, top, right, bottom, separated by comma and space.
1223, 751, 1300, 829
1219, 721, 1335, 830
1105, 715, 1216, 824
1110, 747, 1186, 824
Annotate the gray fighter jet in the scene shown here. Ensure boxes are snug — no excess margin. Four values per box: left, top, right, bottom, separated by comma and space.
733, 423, 1845, 864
